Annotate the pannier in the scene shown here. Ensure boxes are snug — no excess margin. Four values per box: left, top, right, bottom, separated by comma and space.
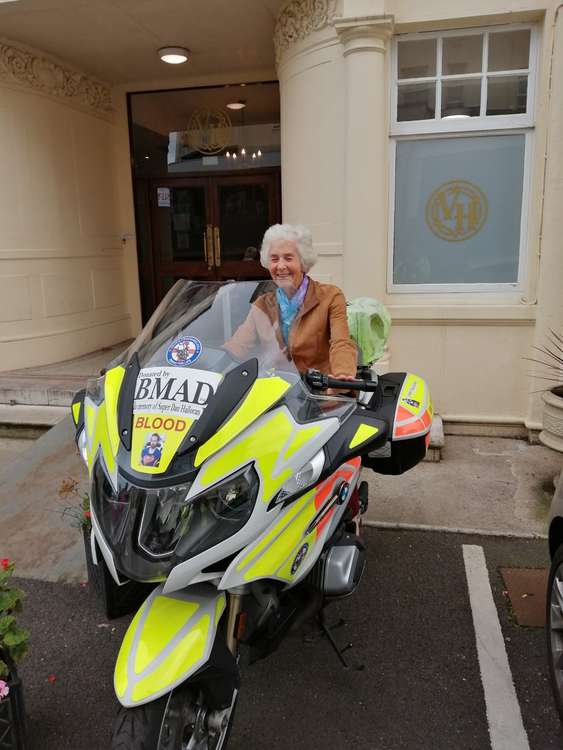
362, 372, 432, 475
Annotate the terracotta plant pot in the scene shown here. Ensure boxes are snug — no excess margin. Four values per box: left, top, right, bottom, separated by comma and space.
0, 649, 26, 750
540, 386, 563, 453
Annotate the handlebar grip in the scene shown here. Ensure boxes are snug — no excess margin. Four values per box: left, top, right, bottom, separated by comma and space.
326, 377, 379, 392
305, 370, 379, 392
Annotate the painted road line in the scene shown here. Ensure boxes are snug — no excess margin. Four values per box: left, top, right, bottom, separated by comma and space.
462, 544, 530, 750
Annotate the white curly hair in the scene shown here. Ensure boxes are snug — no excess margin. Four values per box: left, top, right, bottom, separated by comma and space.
260, 224, 317, 273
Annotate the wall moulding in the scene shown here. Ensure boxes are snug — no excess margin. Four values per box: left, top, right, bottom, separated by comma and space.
333, 15, 394, 55
274, 0, 337, 62
0, 248, 122, 261
0, 313, 131, 344
0, 37, 114, 120
388, 305, 537, 326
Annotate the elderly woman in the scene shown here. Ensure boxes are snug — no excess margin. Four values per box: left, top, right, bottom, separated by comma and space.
224, 224, 357, 381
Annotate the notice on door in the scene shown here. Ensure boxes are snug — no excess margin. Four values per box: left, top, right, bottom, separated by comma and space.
157, 187, 170, 207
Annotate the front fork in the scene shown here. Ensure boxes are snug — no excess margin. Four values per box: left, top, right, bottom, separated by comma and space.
225, 592, 244, 655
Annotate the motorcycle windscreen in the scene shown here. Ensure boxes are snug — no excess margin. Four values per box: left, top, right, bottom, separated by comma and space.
112, 280, 353, 477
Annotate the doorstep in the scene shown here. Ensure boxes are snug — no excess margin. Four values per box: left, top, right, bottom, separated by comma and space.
0, 341, 131, 410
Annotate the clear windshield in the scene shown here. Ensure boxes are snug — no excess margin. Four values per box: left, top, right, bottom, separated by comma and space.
116, 280, 351, 393
120, 280, 294, 377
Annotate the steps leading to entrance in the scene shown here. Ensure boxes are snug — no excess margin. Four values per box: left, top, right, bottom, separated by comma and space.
0, 404, 68, 438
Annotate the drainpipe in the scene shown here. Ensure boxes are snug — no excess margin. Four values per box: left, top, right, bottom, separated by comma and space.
522, 4, 563, 307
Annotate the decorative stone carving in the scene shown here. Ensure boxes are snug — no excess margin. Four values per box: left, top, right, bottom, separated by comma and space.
274, 0, 337, 61
0, 38, 114, 118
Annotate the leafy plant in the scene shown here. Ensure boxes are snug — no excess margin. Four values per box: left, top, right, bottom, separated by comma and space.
0, 559, 29, 680
58, 477, 91, 532
526, 329, 563, 395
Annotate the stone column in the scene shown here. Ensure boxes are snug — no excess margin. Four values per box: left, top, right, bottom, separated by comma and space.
526, 11, 563, 433
334, 15, 393, 302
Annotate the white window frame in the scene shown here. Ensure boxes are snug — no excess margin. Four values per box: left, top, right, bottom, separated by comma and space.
388, 24, 538, 295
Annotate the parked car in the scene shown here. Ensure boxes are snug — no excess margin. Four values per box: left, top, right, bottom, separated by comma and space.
546, 468, 563, 722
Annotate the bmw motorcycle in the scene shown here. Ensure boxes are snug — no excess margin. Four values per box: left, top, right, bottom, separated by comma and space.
70, 280, 432, 749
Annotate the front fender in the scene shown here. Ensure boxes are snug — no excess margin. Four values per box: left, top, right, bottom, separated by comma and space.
114, 583, 226, 707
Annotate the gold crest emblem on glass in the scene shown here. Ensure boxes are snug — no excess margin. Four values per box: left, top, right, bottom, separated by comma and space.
425, 180, 488, 242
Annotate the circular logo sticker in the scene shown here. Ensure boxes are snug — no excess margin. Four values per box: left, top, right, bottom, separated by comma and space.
425, 180, 488, 243
166, 336, 202, 367
291, 543, 309, 575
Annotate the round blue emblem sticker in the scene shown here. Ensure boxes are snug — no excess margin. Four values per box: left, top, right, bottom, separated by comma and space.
167, 336, 202, 367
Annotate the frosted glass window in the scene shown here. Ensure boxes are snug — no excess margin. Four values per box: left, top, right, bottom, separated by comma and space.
393, 135, 525, 285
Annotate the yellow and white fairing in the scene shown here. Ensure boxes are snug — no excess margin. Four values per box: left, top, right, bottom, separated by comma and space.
162, 402, 342, 593
219, 458, 362, 589
114, 584, 226, 707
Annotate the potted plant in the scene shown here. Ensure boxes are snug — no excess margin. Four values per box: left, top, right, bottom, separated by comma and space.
530, 329, 563, 452
0, 559, 28, 750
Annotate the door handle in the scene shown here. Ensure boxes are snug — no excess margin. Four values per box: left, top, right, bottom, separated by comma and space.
213, 226, 221, 267
205, 225, 214, 269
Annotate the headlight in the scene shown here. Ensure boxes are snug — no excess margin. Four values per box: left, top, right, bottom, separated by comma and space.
90, 460, 259, 581
173, 464, 259, 561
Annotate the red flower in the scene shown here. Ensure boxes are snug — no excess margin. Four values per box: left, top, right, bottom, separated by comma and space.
0, 559, 10, 571
47, 674, 56, 684
84, 511, 91, 519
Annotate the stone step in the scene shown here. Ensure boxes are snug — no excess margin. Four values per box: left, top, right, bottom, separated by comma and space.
0, 404, 69, 438
0, 376, 84, 407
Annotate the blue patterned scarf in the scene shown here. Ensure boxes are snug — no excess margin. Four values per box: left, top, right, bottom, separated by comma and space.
276, 276, 309, 345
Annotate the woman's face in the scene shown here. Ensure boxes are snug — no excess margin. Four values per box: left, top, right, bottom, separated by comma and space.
268, 240, 304, 294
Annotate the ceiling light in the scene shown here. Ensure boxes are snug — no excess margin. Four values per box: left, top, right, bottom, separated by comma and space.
226, 101, 246, 110
158, 47, 190, 64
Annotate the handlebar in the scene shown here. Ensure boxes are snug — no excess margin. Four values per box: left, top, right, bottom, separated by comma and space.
305, 369, 380, 392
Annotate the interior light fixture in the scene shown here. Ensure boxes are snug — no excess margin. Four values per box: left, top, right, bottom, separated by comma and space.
158, 47, 190, 64
226, 101, 246, 110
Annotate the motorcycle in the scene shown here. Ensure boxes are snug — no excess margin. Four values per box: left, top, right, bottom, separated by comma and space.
70, 280, 432, 749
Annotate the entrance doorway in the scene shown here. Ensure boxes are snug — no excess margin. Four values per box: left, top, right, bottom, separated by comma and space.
150, 170, 279, 303
129, 80, 281, 320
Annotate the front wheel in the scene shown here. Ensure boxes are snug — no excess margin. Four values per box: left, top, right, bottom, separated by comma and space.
547, 543, 563, 723
111, 685, 237, 750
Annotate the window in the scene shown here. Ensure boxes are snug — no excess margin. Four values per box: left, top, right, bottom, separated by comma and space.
389, 26, 536, 292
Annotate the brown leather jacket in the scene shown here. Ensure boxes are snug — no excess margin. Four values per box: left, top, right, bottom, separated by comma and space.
224, 278, 357, 376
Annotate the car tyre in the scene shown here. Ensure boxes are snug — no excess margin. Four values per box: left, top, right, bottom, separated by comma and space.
546, 543, 563, 723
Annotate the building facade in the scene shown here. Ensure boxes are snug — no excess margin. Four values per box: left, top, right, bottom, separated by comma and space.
0, 0, 562, 434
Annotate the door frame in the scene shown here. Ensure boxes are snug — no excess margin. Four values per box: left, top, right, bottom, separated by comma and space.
145, 167, 281, 311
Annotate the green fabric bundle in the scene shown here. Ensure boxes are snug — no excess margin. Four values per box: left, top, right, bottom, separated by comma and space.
347, 297, 391, 366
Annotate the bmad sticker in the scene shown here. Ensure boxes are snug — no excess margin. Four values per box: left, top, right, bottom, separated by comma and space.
167, 336, 202, 367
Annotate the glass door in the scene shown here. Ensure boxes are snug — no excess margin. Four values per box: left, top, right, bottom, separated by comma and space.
150, 179, 215, 301
212, 174, 279, 281
150, 172, 279, 305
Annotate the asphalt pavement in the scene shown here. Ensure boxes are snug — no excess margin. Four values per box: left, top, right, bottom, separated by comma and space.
13, 528, 563, 750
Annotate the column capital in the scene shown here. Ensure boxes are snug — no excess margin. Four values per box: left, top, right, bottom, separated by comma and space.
334, 15, 394, 55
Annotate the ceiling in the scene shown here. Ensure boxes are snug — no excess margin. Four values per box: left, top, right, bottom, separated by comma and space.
0, 0, 283, 85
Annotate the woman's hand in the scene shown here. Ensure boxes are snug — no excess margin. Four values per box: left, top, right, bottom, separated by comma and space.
326, 372, 355, 396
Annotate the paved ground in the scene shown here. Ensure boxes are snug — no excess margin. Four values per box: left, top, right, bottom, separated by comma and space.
0, 437, 36, 465
13, 529, 563, 750
364, 435, 561, 537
